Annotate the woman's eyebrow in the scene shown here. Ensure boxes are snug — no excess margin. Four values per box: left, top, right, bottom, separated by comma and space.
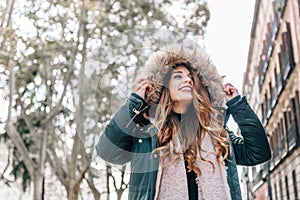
172, 71, 183, 74
171, 71, 191, 75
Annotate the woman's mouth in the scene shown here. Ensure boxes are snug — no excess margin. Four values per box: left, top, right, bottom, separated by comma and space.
179, 85, 192, 92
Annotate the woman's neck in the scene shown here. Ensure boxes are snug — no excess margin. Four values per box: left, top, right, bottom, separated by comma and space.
172, 101, 191, 114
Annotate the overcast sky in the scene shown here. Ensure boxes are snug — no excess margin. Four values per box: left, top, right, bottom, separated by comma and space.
205, 0, 256, 93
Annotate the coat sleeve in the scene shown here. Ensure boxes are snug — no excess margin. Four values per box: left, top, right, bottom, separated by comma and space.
96, 93, 150, 165
226, 96, 271, 166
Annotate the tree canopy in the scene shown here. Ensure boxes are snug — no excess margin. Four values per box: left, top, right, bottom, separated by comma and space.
0, 0, 210, 199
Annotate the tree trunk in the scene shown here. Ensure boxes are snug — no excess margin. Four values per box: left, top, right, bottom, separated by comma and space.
33, 175, 43, 200
33, 128, 48, 200
67, 183, 79, 200
116, 190, 125, 200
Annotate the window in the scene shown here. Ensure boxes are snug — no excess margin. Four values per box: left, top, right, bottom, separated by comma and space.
285, 110, 291, 127
284, 107, 295, 149
272, 128, 279, 161
269, 82, 274, 107
279, 23, 295, 81
274, 183, 278, 200
294, 91, 300, 142
265, 93, 270, 118
288, 97, 297, 147
273, 67, 278, 98
286, 23, 295, 68
285, 176, 290, 200
279, 119, 286, 152
266, 23, 273, 58
278, 52, 285, 84
280, 34, 290, 80
274, 68, 277, 87
271, 3, 279, 40
273, 0, 286, 18
274, 64, 283, 94
259, 60, 267, 89
292, 170, 298, 200
261, 103, 265, 124
280, 179, 284, 200
270, 131, 274, 153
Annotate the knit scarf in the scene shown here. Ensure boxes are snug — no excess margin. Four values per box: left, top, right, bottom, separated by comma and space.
155, 133, 231, 200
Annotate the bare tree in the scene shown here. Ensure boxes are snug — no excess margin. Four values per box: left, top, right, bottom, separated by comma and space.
0, 0, 210, 199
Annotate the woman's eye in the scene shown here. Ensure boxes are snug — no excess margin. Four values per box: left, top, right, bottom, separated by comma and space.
173, 75, 182, 79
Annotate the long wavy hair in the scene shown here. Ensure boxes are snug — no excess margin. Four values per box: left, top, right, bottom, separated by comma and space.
152, 62, 229, 175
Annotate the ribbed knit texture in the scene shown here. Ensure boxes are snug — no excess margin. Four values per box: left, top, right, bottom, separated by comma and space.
156, 134, 231, 200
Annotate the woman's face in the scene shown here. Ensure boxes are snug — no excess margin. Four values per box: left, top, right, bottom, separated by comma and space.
169, 66, 193, 113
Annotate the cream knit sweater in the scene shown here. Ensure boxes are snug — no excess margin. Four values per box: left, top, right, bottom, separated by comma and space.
155, 134, 231, 200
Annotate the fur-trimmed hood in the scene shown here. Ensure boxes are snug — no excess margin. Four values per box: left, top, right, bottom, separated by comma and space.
139, 43, 226, 110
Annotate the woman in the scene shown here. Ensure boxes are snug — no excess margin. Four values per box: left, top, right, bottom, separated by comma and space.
96, 44, 271, 200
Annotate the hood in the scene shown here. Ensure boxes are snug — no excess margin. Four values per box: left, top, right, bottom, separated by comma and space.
139, 43, 226, 110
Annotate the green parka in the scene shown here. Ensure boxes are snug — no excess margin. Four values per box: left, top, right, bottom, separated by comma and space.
96, 93, 271, 200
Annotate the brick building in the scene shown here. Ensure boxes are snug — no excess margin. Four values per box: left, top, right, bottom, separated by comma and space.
242, 0, 300, 199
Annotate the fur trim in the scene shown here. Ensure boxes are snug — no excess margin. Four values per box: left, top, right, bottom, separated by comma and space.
140, 43, 225, 110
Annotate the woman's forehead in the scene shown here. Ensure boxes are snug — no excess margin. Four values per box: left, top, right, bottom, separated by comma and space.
172, 66, 191, 73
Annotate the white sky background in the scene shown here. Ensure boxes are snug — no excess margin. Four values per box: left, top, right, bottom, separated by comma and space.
205, 1, 256, 196
204, 0, 256, 145
205, 0, 256, 93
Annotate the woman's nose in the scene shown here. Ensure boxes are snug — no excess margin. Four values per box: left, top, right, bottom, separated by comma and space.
184, 76, 193, 85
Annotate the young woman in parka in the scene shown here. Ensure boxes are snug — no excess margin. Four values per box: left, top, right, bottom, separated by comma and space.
96, 44, 271, 200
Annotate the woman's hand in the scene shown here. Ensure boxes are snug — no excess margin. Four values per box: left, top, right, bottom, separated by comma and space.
223, 83, 239, 102
132, 78, 153, 100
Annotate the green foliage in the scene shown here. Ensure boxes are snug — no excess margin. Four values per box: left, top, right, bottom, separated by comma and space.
7, 116, 39, 192
0, 132, 9, 143
10, 160, 32, 192
16, 118, 30, 134
15, 65, 39, 89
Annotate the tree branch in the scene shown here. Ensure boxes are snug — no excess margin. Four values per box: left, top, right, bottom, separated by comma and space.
46, 149, 68, 188
0, 146, 11, 180
0, 0, 15, 49
39, 7, 82, 126
76, 164, 89, 188
108, 167, 118, 190
120, 165, 128, 189
6, 60, 36, 178
18, 99, 35, 134
85, 172, 100, 200
5, 122, 36, 178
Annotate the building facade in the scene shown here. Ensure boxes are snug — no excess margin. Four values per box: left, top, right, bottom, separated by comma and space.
242, 0, 300, 199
